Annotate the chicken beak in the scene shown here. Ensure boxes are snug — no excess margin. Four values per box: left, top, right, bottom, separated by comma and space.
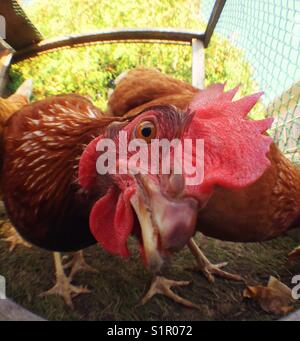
130, 189, 163, 272
130, 174, 198, 273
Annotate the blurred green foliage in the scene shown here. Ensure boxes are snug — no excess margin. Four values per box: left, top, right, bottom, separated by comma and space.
10, 0, 263, 117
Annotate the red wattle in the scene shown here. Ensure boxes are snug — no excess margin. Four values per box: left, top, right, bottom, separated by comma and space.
89, 187, 134, 257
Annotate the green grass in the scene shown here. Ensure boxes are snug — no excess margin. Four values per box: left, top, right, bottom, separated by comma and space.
0, 224, 300, 321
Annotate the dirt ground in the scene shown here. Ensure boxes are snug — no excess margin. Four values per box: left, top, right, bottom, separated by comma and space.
0, 218, 300, 321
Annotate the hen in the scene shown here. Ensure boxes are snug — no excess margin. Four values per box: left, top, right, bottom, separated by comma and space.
79, 82, 273, 307
1, 94, 119, 306
108, 68, 300, 282
0, 84, 98, 306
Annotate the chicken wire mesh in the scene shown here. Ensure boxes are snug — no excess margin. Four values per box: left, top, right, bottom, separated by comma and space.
201, 0, 300, 165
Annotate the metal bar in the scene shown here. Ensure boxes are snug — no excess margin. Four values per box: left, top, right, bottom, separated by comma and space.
192, 39, 205, 89
204, 0, 226, 47
12, 29, 205, 63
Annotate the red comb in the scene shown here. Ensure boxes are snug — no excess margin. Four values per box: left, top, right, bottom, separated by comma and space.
185, 85, 273, 194
188, 83, 240, 113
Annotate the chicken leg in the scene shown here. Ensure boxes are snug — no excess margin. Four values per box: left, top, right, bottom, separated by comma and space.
187, 238, 244, 283
63, 250, 98, 281
40, 252, 90, 308
139, 276, 200, 310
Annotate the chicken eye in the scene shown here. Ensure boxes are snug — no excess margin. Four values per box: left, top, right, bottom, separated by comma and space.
135, 121, 157, 142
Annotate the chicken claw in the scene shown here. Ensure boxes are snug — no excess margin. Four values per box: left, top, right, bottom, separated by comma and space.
40, 252, 90, 308
63, 250, 98, 281
139, 276, 200, 310
187, 238, 244, 283
0, 220, 32, 252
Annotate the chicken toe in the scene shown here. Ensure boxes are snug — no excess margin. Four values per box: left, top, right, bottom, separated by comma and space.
138, 276, 200, 310
0, 220, 32, 252
187, 238, 244, 283
40, 252, 90, 308
63, 250, 98, 281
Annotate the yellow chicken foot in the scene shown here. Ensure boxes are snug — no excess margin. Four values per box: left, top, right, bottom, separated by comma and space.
187, 238, 244, 283
139, 276, 200, 310
63, 250, 98, 281
0, 220, 31, 252
40, 252, 90, 308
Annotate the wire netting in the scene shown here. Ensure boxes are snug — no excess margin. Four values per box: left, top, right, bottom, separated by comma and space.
202, 0, 300, 165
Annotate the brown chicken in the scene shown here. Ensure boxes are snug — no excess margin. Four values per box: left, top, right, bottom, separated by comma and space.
80, 80, 275, 308
0, 83, 98, 306
0, 93, 121, 307
108, 68, 300, 283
